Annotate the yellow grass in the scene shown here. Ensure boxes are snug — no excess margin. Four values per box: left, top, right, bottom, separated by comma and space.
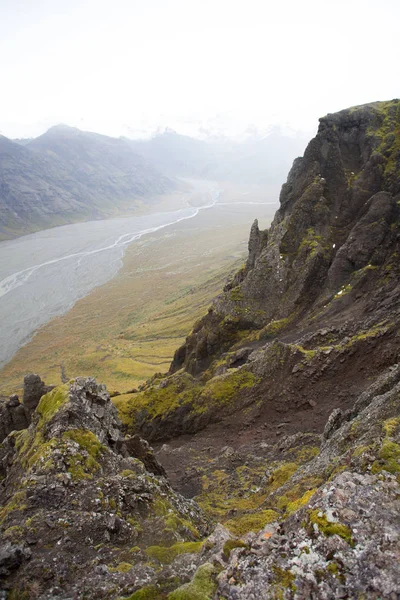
0, 184, 277, 395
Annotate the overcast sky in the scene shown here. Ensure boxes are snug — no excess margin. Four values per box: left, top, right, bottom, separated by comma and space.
0, 0, 399, 139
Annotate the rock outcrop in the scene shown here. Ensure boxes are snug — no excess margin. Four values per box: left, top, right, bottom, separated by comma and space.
0, 378, 211, 598
172, 99, 400, 374
213, 365, 400, 599
117, 100, 400, 446
0, 374, 53, 444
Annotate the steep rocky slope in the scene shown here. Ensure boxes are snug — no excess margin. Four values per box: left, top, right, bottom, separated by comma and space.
115, 100, 400, 444
1, 100, 399, 599
0, 367, 399, 598
0, 126, 174, 239
0, 378, 212, 598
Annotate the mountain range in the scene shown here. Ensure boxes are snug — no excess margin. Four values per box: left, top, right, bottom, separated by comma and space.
0, 124, 308, 240
0, 126, 175, 240
127, 127, 308, 183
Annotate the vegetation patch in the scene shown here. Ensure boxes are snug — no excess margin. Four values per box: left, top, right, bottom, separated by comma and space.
121, 585, 161, 600
309, 509, 354, 546
0, 491, 27, 525
225, 509, 278, 536
269, 463, 299, 491
109, 562, 133, 573
167, 563, 217, 600
36, 384, 70, 423
272, 565, 296, 594
372, 440, 400, 475
145, 541, 204, 564
222, 539, 249, 559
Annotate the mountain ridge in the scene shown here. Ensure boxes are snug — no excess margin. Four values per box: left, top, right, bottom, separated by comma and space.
127, 127, 308, 184
0, 126, 175, 240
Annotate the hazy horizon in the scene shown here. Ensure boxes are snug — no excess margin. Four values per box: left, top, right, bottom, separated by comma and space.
1, 0, 399, 140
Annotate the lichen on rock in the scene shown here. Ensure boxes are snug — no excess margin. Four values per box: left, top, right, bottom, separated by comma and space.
0, 378, 211, 599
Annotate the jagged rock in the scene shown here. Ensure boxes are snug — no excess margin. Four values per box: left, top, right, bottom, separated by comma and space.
23, 373, 54, 415
0, 378, 211, 598
216, 471, 400, 599
171, 100, 400, 375
3, 100, 400, 599
123, 434, 167, 477
0, 375, 55, 445
246, 218, 262, 269
322, 408, 343, 440
0, 543, 31, 577
0, 400, 29, 446
7, 395, 19, 408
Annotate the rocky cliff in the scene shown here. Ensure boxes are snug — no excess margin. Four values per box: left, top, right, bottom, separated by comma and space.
113, 100, 400, 444
173, 99, 400, 373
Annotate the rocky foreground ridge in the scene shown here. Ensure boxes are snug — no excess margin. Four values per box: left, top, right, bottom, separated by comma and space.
1, 100, 400, 598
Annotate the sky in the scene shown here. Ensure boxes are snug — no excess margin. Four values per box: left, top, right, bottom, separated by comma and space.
0, 0, 399, 140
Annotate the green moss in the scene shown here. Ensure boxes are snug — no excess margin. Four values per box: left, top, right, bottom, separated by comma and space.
0, 491, 27, 524
118, 363, 259, 430
295, 446, 320, 463
309, 510, 354, 546
17, 430, 57, 471
164, 513, 200, 538
222, 539, 249, 559
121, 585, 161, 600
383, 417, 400, 436
7, 589, 30, 600
120, 469, 136, 478
298, 228, 323, 257
282, 489, 318, 515
333, 284, 352, 300
152, 497, 170, 516
145, 541, 204, 564
371, 440, 400, 474
201, 369, 258, 408
275, 473, 323, 515
258, 313, 296, 340
123, 373, 201, 425
291, 345, 317, 360
353, 445, 372, 458
269, 463, 299, 491
62, 429, 103, 458
167, 563, 217, 600
109, 562, 133, 573
36, 384, 70, 423
127, 517, 143, 533
379, 440, 400, 460
272, 565, 296, 593
229, 287, 244, 302
372, 100, 400, 191
3, 525, 24, 539
225, 509, 278, 536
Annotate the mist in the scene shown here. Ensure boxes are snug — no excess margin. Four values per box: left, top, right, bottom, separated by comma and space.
1, 0, 399, 139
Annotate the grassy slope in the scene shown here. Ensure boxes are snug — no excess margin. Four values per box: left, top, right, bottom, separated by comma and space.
0, 184, 277, 395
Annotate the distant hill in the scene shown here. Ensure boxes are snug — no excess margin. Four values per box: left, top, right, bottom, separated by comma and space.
127, 127, 309, 184
0, 125, 175, 239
